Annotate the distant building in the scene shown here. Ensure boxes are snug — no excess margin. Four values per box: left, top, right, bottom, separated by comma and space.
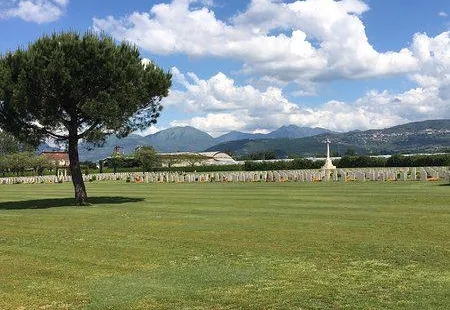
40, 151, 70, 168
158, 152, 236, 167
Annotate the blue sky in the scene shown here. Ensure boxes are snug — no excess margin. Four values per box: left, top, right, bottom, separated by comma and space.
1, 0, 449, 136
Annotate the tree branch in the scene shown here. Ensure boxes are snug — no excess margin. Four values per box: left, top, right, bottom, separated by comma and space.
77, 122, 100, 139
41, 128, 69, 140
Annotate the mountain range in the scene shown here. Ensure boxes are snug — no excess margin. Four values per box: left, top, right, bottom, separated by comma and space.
39, 120, 449, 161
75, 125, 331, 161
207, 119, 450, 157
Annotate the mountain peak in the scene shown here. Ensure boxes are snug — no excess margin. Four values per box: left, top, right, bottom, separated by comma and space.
151, 126, 213, 138
268, 125, 330, 139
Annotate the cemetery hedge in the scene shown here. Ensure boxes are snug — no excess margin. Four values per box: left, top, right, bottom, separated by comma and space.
244, 153, 450, 171
244, 158, 324, 171
385, 153, 450, 167
153, 164, 244, 172
334, 153, 450, 168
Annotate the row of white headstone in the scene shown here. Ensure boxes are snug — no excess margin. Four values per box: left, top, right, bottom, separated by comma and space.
0, 167, 448, 185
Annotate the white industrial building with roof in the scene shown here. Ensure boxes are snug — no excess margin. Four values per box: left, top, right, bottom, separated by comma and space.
158, 152, 237, 167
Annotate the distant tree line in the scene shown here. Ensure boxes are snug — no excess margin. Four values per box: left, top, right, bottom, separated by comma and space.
238, 151, 277, 160
100, 148, 216, 173
0, 132, 55, 177
334, 154, 450, 168
244, 158, 324, 171
100, 146, 162, 173
244, 154, 449, 171
0, 152, 55, 177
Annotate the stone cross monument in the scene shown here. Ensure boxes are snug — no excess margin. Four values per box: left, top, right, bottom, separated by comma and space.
322, 138, 336, 170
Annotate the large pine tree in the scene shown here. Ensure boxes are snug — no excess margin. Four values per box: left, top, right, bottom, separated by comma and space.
0, 32, 172, 204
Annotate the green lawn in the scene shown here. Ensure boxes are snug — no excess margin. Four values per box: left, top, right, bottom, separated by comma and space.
0, 181, 449, 309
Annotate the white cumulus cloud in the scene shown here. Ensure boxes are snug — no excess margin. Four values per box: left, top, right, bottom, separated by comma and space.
410, 32, 450, 100
0, 0, 68, 23
92, 0, 419, 88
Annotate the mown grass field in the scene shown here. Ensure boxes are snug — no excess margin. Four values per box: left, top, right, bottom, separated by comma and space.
0, 181, 449, 309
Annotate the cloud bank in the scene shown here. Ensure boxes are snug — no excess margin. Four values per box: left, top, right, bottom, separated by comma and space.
0, 0, 68, 23
93, 0, 420, 87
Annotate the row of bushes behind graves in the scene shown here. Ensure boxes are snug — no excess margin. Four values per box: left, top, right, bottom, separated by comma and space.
243, 158, 325, 171
97, 153, 450, 173
334, 154, 450, 168
243, 154, 449, 171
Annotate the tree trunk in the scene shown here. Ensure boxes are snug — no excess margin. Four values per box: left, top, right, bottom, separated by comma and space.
68, 134, 88, 205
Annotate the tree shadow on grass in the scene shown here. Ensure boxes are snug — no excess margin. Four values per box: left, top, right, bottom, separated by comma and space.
0, 196, 145, 210
437, 183, 450, 186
